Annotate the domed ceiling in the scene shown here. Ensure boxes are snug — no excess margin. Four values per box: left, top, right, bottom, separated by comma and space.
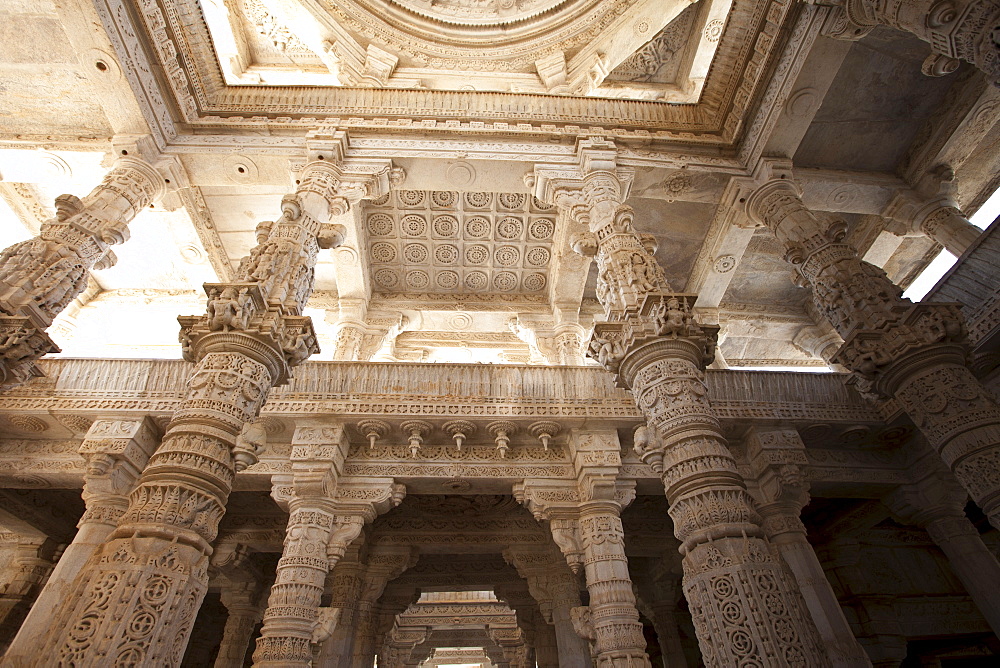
202, 0, 729, 100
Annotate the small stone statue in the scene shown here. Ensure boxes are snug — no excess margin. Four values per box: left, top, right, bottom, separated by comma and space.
233, 420, 267, 472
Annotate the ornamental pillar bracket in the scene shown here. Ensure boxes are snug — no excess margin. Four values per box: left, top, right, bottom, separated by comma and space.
819, 0, 1000, 85
78, 416, 161, 516
514, 479, 585, 573
743, 427, 812, 511
589, 293, 719, 387
882, 167, 982, 257
532, 136, 634, 228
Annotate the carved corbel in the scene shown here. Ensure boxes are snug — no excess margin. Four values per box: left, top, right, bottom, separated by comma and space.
289, 420, 350, 499
326, 515, 366, 563
327, 477, 406, 561
882, 166, 981, 256
535, 52, 569, 93
547, 517, 585, 574
533, 137, 634, 230
359, 44, 399, 86
77, 417, 160, 523
742, 427, 813, 539
513, 480, 585, 573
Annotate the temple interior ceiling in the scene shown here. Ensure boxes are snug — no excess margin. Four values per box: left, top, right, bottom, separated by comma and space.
200, 0, 724, 101
2, 0, 1000, 661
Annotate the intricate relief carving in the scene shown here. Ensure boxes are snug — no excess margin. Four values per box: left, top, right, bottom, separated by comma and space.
0, 159, 164, 386
365, 189, 554, 296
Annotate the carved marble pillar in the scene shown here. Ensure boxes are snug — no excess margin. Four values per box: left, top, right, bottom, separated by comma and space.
4, 416, 159, 665
488, 624, 530, 668
822, 0, 1000, 85
504, 545, 593, 667
535, 140, 830, 668
622, 334, 827, 666
531, 607, 559, 668
254, 420, 404, 666
578, 499, 648, 668
884, 471, 1000, 635
550, 568, 593, 666
555, 323, 588, 366
374, 585, 420, 668
746, 172, 1000, 530
315, 549, 364, 667
346, 547, 417, 668
0, 157, 165, 386
0, 537, 59, 652
35, 157, 392, 666
515, 434, 648, 667
745, 428, 872, 667
634, 566, 690, 668
214, 578, 266, 668
821, 542, 908, 668
569, 432, 648, 668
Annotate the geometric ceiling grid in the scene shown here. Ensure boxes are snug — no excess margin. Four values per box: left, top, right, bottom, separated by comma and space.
364, 190, 557, 295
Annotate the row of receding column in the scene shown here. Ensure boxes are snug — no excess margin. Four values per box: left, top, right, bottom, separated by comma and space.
530, 139, 1000, 668
6, 417, 1000, 667
1, 140, 999, 666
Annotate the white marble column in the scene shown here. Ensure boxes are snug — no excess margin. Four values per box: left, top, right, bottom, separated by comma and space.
747, 171, 1000, 531
884, 471, 1000, 636
0, 157, 165, 386
504, 545, 593, 667
3, 416, 159, 665
214, 580, 265, 668
745, 427, 872, 667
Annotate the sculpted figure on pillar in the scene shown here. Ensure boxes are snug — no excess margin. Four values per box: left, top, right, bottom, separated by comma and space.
34, 148, 397, 666
534, 139, 830, 668
0, 157, 165, 386
821, 0, 1000, 85
745, 163, 1000, 530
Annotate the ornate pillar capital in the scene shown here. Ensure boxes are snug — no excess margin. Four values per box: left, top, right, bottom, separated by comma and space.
532, 137, 633, 229
743, 427, 812, 509
882, 472, 969, 528
821, 0, 1000, 84
883, 188, 981, 256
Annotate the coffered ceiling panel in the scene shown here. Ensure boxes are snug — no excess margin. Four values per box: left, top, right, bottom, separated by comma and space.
363, 190, 557, 295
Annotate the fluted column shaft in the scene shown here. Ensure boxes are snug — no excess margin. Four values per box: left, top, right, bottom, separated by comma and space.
578, 501, 649, 668
758, 502, 872, 667
747, 178, 1000, 529
0, 157, 165, 385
